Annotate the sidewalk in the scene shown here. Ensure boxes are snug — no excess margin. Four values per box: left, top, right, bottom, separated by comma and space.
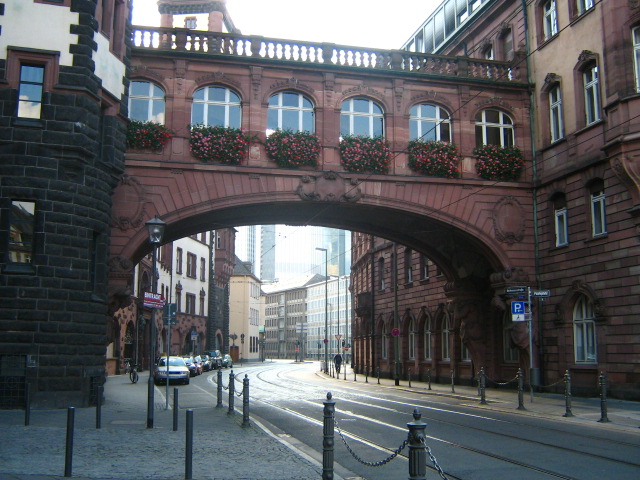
1, 366, 638, 480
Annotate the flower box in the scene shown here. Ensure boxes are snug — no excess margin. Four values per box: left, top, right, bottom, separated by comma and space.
126, 120, 173, 151
339, 135, 392, 174
473, 145, 524, 181
407, 140, 461, 178
189, 125, 248, 164
264, 129, 321, 168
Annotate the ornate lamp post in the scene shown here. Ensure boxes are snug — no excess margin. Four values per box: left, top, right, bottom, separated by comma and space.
145, 215, 166, 429
316, 247, 328, 374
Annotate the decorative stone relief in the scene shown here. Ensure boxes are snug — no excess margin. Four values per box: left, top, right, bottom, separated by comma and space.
295, 171, 363, 203
195, 71, 241, 88
268, 77, 314, 94
492, 196, 526, 244
111, 175, 146, 231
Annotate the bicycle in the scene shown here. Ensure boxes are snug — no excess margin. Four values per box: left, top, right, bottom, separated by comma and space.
125, 360, 139, 384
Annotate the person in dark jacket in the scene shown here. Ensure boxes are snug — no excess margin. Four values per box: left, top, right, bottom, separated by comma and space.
333, 354, 343, 374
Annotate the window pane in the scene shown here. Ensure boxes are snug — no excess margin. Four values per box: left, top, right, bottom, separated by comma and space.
193, 88, 205, 101
131, 81, 150, 96
486, 126, 501, 145
207, 104, 225, 126
422, 121, 436, 140
19, 84, 42, 102
20, 65, 44, 83
267, 109, 278, 130
353, 99, 370, 113
373, 117, 383, 137
191, 103, 204, 124
229, 106, 241, 128
440, 122, 451, 141
302, 111, 314, 132
9, 200, 35, 264
354, 116, 370, 136
209, 87, 226, 102
340, 115, 350, 136
281, 109, 299, 130
485, 109, 500, 123
151, 100, 165, 124
409, 120, 419, 140
130, 99, 149, 121
282, 92, 299, 107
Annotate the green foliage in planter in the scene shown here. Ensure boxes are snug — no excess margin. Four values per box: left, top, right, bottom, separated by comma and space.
264, 129, 321, 168
126, 120, 173, 151
407, 140, 461, 178
473, 145, 525, 181
339, 135, 392, 174
189, 125, 248, 164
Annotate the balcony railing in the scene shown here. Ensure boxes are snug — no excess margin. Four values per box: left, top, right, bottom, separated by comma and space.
131, 26, 524, 83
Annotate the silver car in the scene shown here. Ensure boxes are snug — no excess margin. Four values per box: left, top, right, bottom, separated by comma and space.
154, 356, 190, 385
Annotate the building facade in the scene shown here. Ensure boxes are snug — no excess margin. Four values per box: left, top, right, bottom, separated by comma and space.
229, 257, 263, 362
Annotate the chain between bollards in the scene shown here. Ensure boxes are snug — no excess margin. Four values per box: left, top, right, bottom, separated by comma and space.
323, 392, 335, 480
242, 374, 250, 427
598, 372, 610, 423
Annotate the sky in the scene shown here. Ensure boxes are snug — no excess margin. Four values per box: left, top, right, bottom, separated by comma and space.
131, 0, 439, 50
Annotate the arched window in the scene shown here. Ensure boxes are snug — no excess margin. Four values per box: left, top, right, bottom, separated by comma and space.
441, 315, 450, 361
573, 295, 597, 364
423, 316, 432, 360
588, 179, 606, 237
381, 324, 388, 359
475, 109, 514, 147
582, 64, 601, 126
267, 91, 314, 134
549, 85, 564, 142
191, 86, 241, 128
409, 104, 451, 141
129, 80, 165, 123
340, 97, 384, 137
408, 318, 415, 359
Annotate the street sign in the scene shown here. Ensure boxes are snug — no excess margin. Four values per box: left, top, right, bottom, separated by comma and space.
323, 338, 328, 344
391, 328, 400, 337
506, 286, 527, 294
335, 334, 342, 341
143, 291, 165, 308
511, 301, 527, 322
533, 290, 551, 297
163, 303, 177, 325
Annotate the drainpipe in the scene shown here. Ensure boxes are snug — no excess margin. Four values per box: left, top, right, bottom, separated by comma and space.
370, 235, 376, 374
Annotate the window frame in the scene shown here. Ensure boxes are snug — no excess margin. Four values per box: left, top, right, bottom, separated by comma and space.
573, 295, 597, 364
583, 64, 601, 126
191, 85, 242, 128
267, 91, 315, 134
423, 317, 432, 361
186, 252, 197, 278
441, 316, 451, 361
554, 206, 569, 247
409, 103, 452, 142
633, 27, 640, 93
475, 108, 514, 147
128, 80, 166, 124
408, 318, 416, 360
549, 85, 564, 143
176, 248, 183, 274
543, 0, 558, 41
590, 186, 607, 237
5, 200, 36, 269
340, 97, 385, 138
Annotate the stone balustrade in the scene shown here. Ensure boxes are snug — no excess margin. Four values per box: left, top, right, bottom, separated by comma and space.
131, 26, 523, 83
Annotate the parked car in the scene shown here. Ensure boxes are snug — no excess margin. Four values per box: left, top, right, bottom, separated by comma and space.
200, 355, 213, 372
206, 350, 222, 369
154, 356, 190, 385
183, 356, 200, 376
221, 354, 233, 368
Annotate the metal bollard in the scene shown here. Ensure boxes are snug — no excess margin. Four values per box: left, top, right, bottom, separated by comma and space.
562, 370, 573, 417
216, 369, 223, 408
407, 409, 427, 480
377, 366, 380, 385
597, 372, 610, 423
427, 369, 431, 391
173, 387, 179, 431
96, 385, 103, 429
322, 392, 335, 480
365, 365, 369, 383
24, 382, 31, 426
354, 367, 357, 382
450, 369, 455, 393
479, 367, 487, 405
64, 407, 75, 477
408, 368, 412, 388
242, 374, 250, 427
228, 370, 235, 414
185, 409, 193, 480
517, 369, 526, 411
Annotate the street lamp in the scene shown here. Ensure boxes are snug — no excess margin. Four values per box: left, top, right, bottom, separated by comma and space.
316, 247, 328, 374
145, 215, 165, 429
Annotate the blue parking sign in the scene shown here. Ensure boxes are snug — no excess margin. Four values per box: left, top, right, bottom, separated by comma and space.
511, 301, 526, 315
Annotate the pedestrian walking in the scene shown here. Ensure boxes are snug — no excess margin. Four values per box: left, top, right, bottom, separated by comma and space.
334, 354, 342, 374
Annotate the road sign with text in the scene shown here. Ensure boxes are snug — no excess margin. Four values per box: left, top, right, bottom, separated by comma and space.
143, 291, 165, 309
511, 301, 527, 322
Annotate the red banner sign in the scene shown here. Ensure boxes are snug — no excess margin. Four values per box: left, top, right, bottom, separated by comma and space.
143, 291, 165, 308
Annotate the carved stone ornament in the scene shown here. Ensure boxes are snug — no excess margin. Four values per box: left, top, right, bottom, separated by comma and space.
492, 196, 526, 245
111, 175, 146, 231
555, 280, 606, 324
108, 256, 134, 279
295, 171, 363, 203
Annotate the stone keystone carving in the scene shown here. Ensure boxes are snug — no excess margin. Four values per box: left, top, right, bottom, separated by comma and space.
295, 171, 363, 202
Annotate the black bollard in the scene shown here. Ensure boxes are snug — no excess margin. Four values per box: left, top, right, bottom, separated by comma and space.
64, 407, 75, 477
408, 368, 412, 388
322, 392, 335, 480
479, 367, 487, 405
216, 369, 223, 408
517, 369, 526, 411
242, 374, 250, 427
173, 387, 179, 431
228, 370, 235, 414
407, 409, 427, 480
24, 382, 30, 426
427, 369, 431, 391
185, 409, 193, 480
597, 372, 610, 423
450, 369, 455, 393
96, 385, 103, 429
562, 370, 573, 417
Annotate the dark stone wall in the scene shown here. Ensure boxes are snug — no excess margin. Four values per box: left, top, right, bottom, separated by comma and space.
0, 0, 127, 408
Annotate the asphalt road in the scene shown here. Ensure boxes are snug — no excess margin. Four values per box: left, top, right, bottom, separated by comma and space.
206, 360, 640, 480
